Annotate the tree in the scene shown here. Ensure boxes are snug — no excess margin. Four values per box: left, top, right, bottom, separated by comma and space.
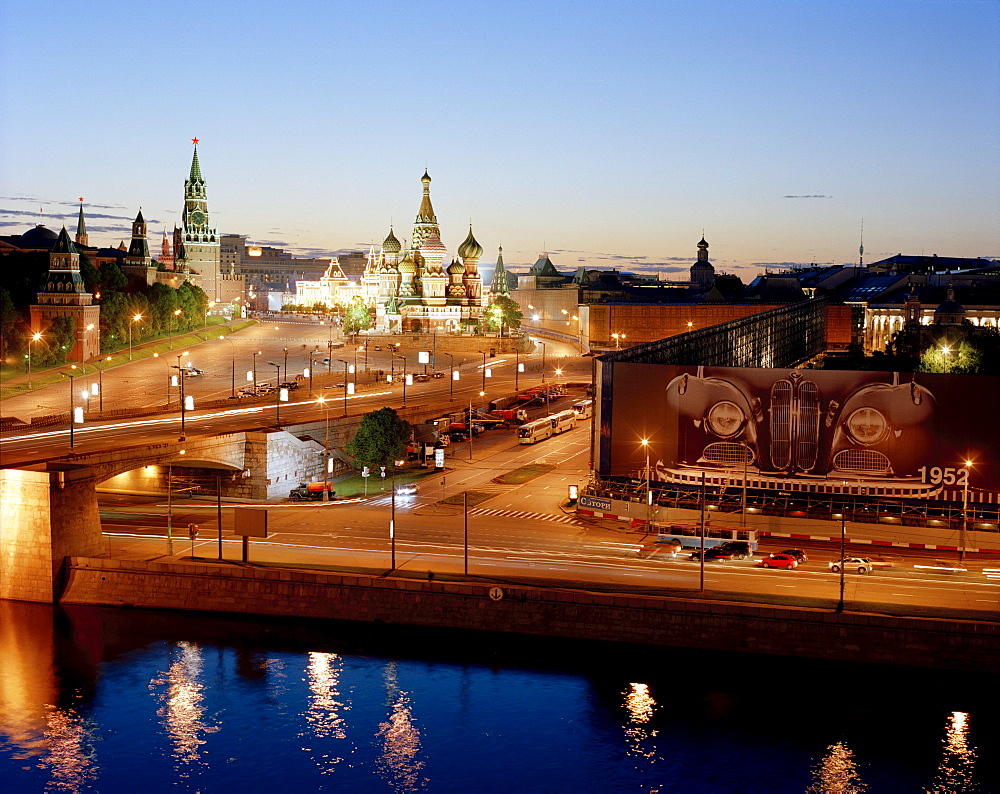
345, 407, 411, 469
97, 259, 128, 296
36, 315, 76, 366
343, 296, 372, 335
485, 296, 523, 334
0, 286, 20, 359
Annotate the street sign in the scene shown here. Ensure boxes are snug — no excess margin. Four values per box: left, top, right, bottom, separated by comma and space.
380, 466, 386, 478
418, 351, 430, 364
362, 466, 370, 477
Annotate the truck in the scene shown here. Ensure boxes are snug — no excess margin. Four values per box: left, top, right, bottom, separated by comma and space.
289, 482, 336, 501
491, 408, 528, 425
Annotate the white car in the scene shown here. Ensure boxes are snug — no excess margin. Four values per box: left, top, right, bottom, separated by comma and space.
829, 557, 874, 575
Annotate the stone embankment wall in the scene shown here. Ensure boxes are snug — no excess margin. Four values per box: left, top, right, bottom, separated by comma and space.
59, 557, 1000, 673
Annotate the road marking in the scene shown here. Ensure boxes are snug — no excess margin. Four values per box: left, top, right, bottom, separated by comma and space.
472, 507, 581, 525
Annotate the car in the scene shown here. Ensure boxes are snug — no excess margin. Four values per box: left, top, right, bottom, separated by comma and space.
279, 381, 299, 390
757, 553, 799, 570
780, 549, 808, 564
181, 367, 204, 377
716, 540, 754, 560
689, 547, 735, 562
395, 483, 419, 496
449, 431, 468, 442
829, 557, 874, 575
655, 538, 683, 555
432, 372, 445, 379
237, 387, 257, 397
374, 345, 382, 351
414, 374, 430, 382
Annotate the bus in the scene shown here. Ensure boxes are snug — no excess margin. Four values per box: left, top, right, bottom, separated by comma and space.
652, 522, 759, 552
518, 419, 553, 444
571, 399, 593, 420
549, 409, 577, 434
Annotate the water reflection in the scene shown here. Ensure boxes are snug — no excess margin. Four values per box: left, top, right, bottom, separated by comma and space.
148, 641, 219, 768
35, 704, 99, 792
624, 682, 658, 760
301, 652, 350, 774
376, 661, 427, 791
928, 710, 977, 793
807, 741, 867, 793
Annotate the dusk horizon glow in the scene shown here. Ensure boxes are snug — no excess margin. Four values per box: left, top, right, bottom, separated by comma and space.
2, 0, 997, 280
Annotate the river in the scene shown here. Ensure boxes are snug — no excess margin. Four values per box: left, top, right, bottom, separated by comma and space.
1, 600, 996, 792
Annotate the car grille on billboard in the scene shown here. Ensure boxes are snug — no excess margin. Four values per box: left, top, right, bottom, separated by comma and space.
703, 442, 754, 466
796, 381, 820, 472
770, 381, 793, 470
833, 449, 891, 474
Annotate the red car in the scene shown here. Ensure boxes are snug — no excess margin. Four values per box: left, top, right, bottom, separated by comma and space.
757, 553, 799, 570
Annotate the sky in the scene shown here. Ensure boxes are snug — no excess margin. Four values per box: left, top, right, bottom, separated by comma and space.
1, 0, 998, 281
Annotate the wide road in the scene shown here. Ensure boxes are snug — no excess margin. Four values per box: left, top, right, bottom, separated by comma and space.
0, 325, 589, 468
96, 419, 1000, 619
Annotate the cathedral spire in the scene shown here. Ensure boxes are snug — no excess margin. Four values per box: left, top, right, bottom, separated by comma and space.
75, 197, 88, 247
490, 245, 510, 296
189, 137, 203, 181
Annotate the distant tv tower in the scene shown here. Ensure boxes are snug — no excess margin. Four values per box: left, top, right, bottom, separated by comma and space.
859, 218, 864, 268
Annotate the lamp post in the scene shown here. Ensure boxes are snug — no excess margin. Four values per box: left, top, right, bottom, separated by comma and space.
836, 508, 846, 613
64, 367, 79, 449
515, 347, 520, 391
338, 359, 350, 416
220, 335, 236, 397
268, 363, 282, 425
641, 438, 652, 530
612, 332, 626, 349
961, 460, 973, 563
540, 341, 546, 382
282, 347, 289, 383
27, 332, 42, 387
390, 465, 396, 571
98, 355, 110, 412
316, 396, 332, 502
480, 351, 487, 394
393, 354, 407, 406
170, 308, 182, 349
443, 353, 455, 400
173, 351, 190, 441
252, 350, 262, 390
128, 313, 143, 360
307, 350, 318, 393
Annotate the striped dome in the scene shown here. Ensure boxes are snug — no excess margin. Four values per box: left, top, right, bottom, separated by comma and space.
420, 231, 447, 261
457, 226, 483, 259
382, 227, 401, 254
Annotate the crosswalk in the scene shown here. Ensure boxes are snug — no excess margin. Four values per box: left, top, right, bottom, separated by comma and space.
471, 507, 581, 525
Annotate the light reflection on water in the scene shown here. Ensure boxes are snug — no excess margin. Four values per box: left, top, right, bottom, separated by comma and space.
0, 602, 998, 792
149, 641, 220, 770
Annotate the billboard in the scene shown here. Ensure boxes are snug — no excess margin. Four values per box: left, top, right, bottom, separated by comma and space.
604, 364, 1000, 498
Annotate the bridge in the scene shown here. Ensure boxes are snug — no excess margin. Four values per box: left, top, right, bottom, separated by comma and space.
0, 393, 458, 604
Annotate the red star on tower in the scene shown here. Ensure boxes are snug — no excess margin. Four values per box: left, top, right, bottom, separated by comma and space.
192, 137, 199, 145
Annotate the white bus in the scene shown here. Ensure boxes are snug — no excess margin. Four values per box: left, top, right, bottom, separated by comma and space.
571, 399, 593, 420
549, 409, 577, 434
518, 419, 553, 444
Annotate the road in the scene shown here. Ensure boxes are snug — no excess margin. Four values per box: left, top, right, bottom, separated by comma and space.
0, 324, 589, 467
94, 418, 1000, 619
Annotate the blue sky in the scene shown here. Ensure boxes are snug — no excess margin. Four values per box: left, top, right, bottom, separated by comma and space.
1, 0, 997, 280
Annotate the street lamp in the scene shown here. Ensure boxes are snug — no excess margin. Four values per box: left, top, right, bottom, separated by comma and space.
268, 362, 283, 425
219, 335, 236, 397
63, 366, 83, 449
640, 438, 652, 530
444, 353, 455, 400
97, 355, 110, 412
480, 351, 487, 394
393, 354, 407, 406
282, 347, 289, 383
170, 308, 182, 349
27, 332, 42, 387
128, 313, 143, 360
252, 350, 262, 390
515, 347, 521, 391
338, 359, 350, 415
612, 332, 626, 349
316, 396, 332, 502
540, 341, 547, 383
173, 351, 191, 440
961, 459, 973, 563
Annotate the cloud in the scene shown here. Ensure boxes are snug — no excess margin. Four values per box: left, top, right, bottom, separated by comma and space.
750, 261, 834, 269
783, 194, 831, 199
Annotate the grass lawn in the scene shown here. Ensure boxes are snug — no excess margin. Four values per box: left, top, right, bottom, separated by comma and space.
492, 463, 556, 485
438, 491, 501, 507
332, 467, 440, 498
